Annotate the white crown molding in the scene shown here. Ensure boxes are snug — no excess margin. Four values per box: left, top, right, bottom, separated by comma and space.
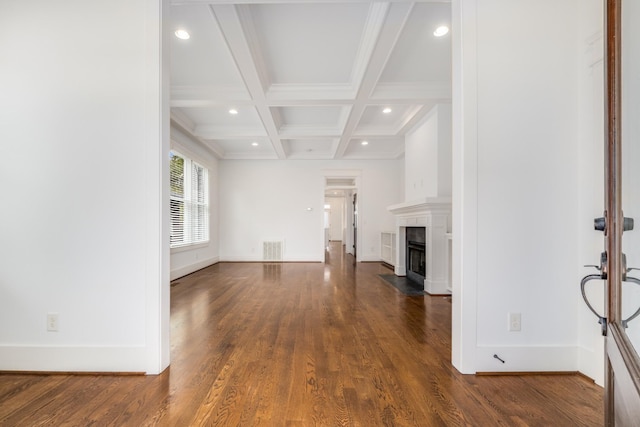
201, 140, 226, 158
170, 109, 196, 133
391, 143, 405, 159
170, 115, 224, 159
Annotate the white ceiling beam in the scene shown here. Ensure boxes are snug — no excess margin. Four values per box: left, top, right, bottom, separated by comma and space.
209, 4, 287, 159
332, 1, 414, 159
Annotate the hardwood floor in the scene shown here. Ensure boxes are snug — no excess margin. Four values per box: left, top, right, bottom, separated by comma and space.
0, 243, 603, 426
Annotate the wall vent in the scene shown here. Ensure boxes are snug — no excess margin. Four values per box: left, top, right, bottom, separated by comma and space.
263, 241, 284, 261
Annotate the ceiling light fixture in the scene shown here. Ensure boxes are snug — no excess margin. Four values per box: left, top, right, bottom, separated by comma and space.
433, 26, 449, 37
382, 107, 392, 114
229, 108, 238, 115
251, 142, 259, 146
174, 29, 190, 40
361, 141, 369, 146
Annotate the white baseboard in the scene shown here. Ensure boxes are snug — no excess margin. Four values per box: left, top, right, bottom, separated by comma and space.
475, 345, 579, 372
578, 344, 605, 386
424, 277, 451, 294
358, 254, 382, 262
219, 255, 323, 262
0, 345, 147, 373
170, 256, 219, 281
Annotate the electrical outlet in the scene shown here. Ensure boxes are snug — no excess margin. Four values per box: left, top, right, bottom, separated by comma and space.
47, 313, 59, 332
508, 312, 521, 332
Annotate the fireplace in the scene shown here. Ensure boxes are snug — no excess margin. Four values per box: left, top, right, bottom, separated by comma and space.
406, 227, 426, 285
387, 197, 452, 295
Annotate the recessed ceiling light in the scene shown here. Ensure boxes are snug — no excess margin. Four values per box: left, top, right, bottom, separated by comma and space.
251, 142, 258, 146
361, 141, 369, 146
382, 107, 392, 114
229, 108, 238, 115
434, 26, 449, 37
174, 29, 190, 40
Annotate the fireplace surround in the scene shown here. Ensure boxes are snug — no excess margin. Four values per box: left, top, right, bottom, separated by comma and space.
388, 197, 451, 294
406, 227, 426, 285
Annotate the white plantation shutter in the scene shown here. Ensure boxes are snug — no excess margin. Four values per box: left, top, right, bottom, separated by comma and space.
170, 151, 209, 248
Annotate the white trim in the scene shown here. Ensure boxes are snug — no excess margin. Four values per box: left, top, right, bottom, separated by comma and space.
451, 0, 478, 374
475, 346, 579, 372
0, 346, 146, 373
170, 241, 210, 254
578, 344, 604, 386
171, 135, 218, 169
170, 257, 219, 281
144, 0, 170, 375
218, 255, 323, 262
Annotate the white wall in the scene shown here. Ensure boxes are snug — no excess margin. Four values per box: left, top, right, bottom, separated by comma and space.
219, 160, 402, 262
0, 0, 169, 373
326, 196, 345, 241
453, 0, 599, 374
170, 126, 220, 280
405, 104, 452, 201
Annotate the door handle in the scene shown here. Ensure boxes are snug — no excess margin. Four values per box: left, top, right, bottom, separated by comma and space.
622, 275, 640, 328
581, 272, 608, 336
581, 252, 640, 334
581, 251, 608, 335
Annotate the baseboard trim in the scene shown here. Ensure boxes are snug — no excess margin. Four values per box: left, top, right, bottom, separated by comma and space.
475, 345, 578, 372
219, 256, 323, 263
0, 370, 145, 376
476, 370, 581, 376
170, 256, 219, 281
0, 345, 147, 373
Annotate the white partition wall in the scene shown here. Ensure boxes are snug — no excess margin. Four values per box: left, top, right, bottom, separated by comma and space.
452, 0, 604, 379
0, 0, 169, 374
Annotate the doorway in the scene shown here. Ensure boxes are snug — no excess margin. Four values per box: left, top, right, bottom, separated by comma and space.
323, 172, 360, 262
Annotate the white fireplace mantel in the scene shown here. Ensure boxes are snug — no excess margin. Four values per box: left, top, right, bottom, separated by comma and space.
388, 197, 452, 217
387, 197, 452, 295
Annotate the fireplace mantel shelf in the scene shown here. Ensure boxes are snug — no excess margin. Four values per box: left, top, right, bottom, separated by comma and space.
387, 197, 452, 216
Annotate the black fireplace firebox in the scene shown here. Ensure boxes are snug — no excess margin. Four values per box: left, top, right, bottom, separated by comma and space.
406, 227, 426, 285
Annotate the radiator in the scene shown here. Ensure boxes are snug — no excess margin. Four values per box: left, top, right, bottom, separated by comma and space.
263, 241, 284, 261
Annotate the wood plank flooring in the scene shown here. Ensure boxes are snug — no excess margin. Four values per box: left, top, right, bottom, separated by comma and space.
0, 243, 603, 426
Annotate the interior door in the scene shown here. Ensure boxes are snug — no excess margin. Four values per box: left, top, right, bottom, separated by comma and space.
352, 193, 357, 259
604, 0, 640, 424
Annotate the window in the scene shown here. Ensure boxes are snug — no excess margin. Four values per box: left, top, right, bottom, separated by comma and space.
170, 151, 209, 248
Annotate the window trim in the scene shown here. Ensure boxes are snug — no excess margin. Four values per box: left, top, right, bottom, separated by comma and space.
169, 149, 210, 249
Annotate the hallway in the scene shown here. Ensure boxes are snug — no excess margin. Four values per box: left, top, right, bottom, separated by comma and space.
0, 242, 602, 425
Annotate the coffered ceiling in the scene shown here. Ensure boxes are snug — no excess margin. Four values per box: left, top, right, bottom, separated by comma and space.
170, 0, 452, 160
